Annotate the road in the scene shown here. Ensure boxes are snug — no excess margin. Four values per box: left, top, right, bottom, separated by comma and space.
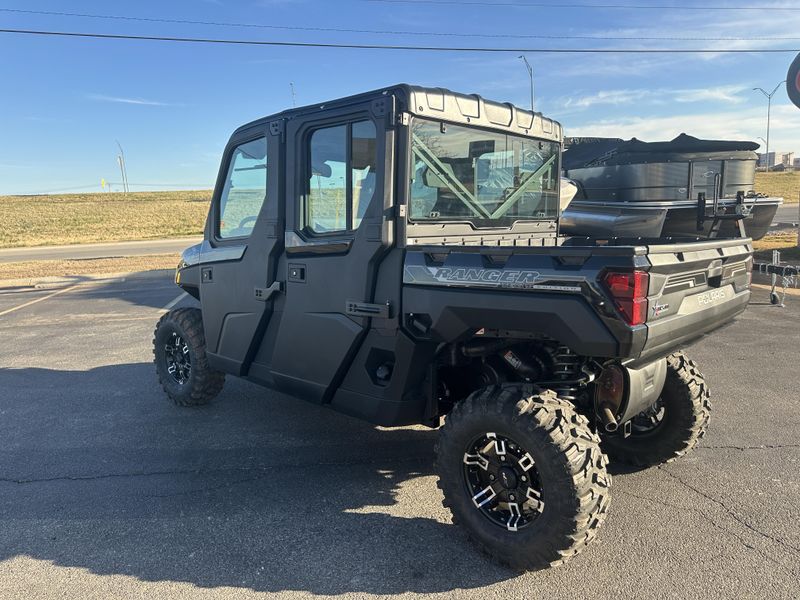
0, 272, 798, 599
773, 203, 800, 225
0, 237, 202, 263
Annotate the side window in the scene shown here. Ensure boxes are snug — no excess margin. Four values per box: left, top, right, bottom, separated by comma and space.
218, 137, 267, 239
352, 121, 377, 229
307, 120, 377, 234
308, 125, 347, 233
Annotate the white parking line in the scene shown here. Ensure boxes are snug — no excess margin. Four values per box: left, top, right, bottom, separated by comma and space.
161, 292, 188, 311
0, 284, 80, 317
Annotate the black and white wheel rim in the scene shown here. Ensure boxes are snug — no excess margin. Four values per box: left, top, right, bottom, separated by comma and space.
164, 331, 191, 385
463, 432, 545, 532
630, 397, 666, 434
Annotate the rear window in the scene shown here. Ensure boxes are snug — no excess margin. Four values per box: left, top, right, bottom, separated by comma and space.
410, 119, 560, 227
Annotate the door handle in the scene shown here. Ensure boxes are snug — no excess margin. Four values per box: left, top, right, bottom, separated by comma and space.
254, 281, 283, 302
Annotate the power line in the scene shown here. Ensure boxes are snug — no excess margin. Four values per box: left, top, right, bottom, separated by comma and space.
0, 7, 797, 41
1, 28, 797, 53
365, 0, 800, 10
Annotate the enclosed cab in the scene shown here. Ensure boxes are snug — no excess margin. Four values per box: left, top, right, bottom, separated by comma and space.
155, 85, 751, 571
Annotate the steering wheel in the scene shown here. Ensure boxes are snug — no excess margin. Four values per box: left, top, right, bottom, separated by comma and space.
223, 215, 258, 238
237, 215, 258, 230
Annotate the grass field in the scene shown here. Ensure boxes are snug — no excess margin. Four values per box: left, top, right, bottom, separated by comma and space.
755, 171, 799, 202
752, 230, 800, 263
0, 190, 211, 248
0, 170, 796, 250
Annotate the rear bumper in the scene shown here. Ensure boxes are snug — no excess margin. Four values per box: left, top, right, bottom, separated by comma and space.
637, 286, 750, 362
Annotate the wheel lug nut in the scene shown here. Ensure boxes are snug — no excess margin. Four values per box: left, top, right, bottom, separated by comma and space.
500, 456, 505, 461
520, 475, 527, 482
489, 474, 495, 481
509, 494, 516, 501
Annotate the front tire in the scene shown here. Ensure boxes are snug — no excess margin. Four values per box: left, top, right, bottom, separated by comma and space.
153, 307, 225, 406
436, 385, 611, 571
603, 352, 711, 467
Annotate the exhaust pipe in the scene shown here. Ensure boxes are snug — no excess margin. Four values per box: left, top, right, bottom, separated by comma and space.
599, 404, 619, 433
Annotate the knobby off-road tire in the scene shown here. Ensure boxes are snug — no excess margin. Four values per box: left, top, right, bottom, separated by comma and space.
435, 385, 611, 571
603, 352, 711, 467
153, 307, 225, 406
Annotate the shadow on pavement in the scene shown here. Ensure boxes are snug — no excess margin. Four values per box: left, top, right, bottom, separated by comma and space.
0, 363, 517, 595
72, 269, 189, 311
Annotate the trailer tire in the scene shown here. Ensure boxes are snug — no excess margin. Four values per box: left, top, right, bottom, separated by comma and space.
153, 308, 225, 406
603, 352, 711, 467
435, 385, 611, 571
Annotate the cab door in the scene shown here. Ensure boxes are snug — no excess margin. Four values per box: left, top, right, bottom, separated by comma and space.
200, 122, 283, 375
259, 99, 396, 403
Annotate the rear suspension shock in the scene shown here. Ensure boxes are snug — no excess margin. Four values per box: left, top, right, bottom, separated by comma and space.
552, 346, 582, 402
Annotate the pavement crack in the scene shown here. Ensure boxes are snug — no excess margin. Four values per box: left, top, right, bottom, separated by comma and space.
657, 466, 800, 557
698, 444, 800, 452
617, 488, 799, 577
0, 455, 432, 487
0, 468, 214, 485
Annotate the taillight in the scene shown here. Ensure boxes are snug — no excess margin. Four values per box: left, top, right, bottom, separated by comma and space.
602, 270, 649, 326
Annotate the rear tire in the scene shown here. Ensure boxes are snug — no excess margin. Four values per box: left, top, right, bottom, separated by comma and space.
436, 385, 611, 571
603, 352, 711, 467
153, 307, 225, 406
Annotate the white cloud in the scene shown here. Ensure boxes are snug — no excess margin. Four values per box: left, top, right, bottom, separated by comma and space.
86, 94, 176, 106
673, 86, 747, 104
540, 5, 800, 80
559, 85, 747, 111
564, 89, 651, 109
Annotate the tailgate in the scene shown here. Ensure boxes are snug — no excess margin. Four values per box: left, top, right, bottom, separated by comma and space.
639, 238, 752, 361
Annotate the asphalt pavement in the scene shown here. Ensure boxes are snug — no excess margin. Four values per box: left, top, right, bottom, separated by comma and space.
0, 271, 799, 600
773, 203, 800, 226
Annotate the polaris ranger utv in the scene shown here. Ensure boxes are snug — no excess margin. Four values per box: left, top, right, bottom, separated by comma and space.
153, 85, 752, 570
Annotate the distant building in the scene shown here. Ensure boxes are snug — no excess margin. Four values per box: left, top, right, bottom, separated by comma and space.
794, 157, 800, 169
758, 151, 795, 169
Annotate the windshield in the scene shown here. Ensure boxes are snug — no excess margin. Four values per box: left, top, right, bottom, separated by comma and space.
409, 119, 560, 227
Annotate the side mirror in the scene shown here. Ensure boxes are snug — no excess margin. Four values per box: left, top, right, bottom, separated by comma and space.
421, 163, 457, 189
788, 53, 800, 109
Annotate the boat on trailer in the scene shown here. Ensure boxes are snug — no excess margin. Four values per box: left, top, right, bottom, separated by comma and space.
560, 134, 782, 240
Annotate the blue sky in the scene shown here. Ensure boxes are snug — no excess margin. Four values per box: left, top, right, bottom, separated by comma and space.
0, 0, 798, 195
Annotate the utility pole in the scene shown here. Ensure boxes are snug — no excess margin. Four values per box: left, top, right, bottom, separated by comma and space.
518, 55, 535, 113
753, 81, 786, 170
116, 140, 129, 193
290, 82, 297, 107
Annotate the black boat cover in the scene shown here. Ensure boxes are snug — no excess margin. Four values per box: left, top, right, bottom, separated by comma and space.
563, 133, 760, 169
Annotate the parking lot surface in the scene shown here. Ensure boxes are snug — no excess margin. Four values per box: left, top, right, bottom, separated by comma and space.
1, 271, 799, 600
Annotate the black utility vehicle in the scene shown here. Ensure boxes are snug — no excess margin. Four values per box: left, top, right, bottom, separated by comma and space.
154, 85, 752, 570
